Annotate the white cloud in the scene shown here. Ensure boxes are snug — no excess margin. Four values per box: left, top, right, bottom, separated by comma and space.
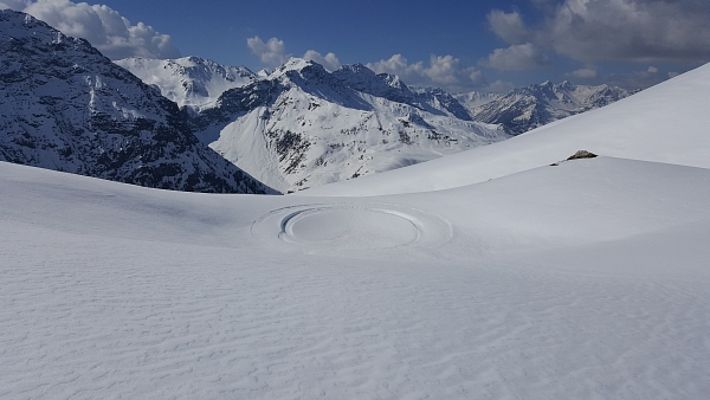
490, 0, 710, 64
368, 53, 481, 88
487, 10, 527, 45
246, 36, 287, 66
303, 49, 341, 71
571, 67, 598, 79
484, 43, 545, 71
423, 55, 460, 85
367, 54, 424, 79
467, 67, 483, 83
2, 0, 179, 59
246, 36, 343, 71
647, 65, 659, 74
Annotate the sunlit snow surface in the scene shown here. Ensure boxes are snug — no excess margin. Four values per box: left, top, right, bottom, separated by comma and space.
2, 64, 710, 399
2, 156, 709, 399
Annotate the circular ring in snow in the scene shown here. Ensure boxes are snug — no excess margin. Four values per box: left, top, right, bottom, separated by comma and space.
250, 203, 452, 252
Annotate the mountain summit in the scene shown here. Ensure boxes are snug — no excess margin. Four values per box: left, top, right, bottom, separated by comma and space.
0, 10, 271, 193
115, 56, 256, 112
189, 57, 507, 192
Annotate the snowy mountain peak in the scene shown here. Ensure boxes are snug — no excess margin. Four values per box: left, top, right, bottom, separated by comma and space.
189, 58, 506, 192
380, 73, 406, 89
333, 64, 410, 92
0, 10, 271, 193
2, 9, 64, 41
115, 56, 256, 111
268, 57, 322, 79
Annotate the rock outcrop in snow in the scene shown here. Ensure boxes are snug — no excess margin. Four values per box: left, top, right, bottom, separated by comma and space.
0, 10, 272, 194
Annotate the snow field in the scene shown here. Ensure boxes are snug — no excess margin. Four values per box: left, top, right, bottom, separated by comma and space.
2, 156, 710, 399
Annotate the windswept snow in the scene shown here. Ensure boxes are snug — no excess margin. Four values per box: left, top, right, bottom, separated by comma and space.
2, 154, 710, 399
304, 63, 710, 196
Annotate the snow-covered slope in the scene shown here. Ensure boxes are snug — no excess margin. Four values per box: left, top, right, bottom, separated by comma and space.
2, 155, 709, 399
471, 81, 630, 134
0, 10, 270, 194
305, 63, 710, 196
332, 64, 473, 120
192, 58, 507, 192
115, 56, 256, 111
454, 89, 499, 109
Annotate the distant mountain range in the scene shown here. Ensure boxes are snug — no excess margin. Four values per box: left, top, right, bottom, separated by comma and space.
188, 59, 506, 192
459, 81, 631, 135
118, 55, 631, 141
0, 10, 632, 193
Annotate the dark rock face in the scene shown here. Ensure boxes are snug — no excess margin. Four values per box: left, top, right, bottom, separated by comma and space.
566, 150, 598, 160
0, 10, 273, 194
191, 80, 286, 132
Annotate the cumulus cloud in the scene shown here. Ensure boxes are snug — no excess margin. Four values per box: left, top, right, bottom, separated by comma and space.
570, 67, 598, 79
483, 43, 546, 71
247, 36, 287, 66
549, 0, 710, 62
368, 54, 424, 79
247, 36, 342, 71
424, 55, 461, 85
467, 67, 483, 83
368, 53, 482, 88
487, 10, 527, 45
1, 0, 179, 59
303, 49, 341, 71
487, 0, 710, 64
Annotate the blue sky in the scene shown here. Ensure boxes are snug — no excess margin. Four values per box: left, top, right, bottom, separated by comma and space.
3, 0, 710, 92
106, 1, 533, 67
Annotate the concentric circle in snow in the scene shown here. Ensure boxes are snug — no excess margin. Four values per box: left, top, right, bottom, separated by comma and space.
251, 204, 452, 251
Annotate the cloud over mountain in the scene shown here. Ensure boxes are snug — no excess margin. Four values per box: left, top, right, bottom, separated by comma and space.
487, 0, 710, 64
0, 0, 179, 59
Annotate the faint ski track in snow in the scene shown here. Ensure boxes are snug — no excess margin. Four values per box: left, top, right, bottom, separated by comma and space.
250, 203, 454, 253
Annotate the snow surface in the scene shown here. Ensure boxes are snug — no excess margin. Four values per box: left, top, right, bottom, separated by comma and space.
304, 63, 710, 196
2, 153, 710, 399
